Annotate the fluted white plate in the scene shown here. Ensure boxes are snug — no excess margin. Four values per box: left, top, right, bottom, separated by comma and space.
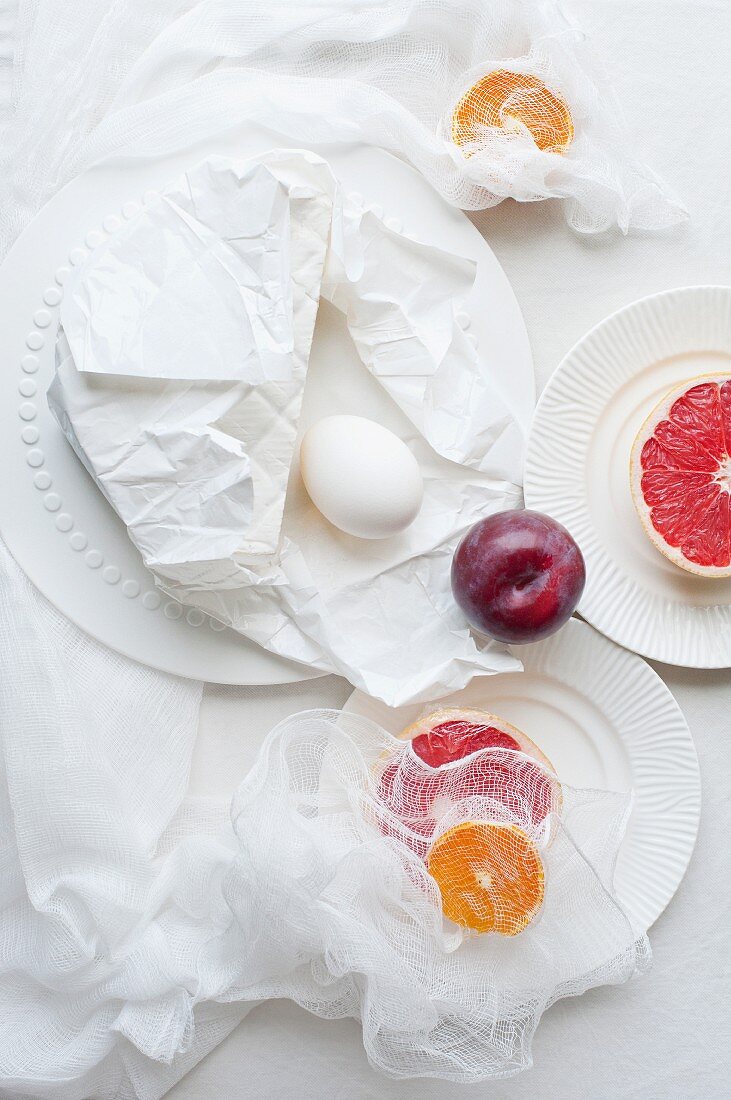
344, 619, 700, 934
524, 286, 731, 667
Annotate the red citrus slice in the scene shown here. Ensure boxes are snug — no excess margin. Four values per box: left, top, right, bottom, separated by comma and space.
376, 708, 560, 845
630, 375, 731, 576
399, 707, 556, 772
452, 70, 574, 155
427, 821, 545, 935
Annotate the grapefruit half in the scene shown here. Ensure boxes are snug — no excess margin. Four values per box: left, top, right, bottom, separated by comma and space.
630, 375, 731, 576
398, 707, 556, 773
376, 708, 561, 844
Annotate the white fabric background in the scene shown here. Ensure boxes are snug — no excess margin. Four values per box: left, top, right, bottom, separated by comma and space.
1, 0, 729, 1097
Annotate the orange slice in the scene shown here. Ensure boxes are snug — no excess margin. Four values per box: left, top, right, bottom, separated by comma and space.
452, 69, 574, 154
427, 821, 544, 935
630, 375, 731, 576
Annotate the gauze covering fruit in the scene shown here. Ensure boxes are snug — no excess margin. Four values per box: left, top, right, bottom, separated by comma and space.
222, 708, 649, 1081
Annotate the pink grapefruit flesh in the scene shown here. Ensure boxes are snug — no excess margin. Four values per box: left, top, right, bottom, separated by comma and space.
376, 708, 560, 844
410, 717, 522, 765
631, 375, 731, 576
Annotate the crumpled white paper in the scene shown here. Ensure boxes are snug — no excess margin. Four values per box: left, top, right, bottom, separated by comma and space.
50, 148, 525, 706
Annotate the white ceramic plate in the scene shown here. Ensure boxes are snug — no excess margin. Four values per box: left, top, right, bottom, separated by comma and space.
344, 619, 700, 934
0, 125, 534, 685
524, 286, 731, 667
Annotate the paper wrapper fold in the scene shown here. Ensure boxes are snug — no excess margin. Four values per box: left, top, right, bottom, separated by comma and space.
49, 149, 526, 705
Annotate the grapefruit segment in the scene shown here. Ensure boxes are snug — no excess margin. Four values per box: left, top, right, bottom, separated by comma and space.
411, 718, 521, 763
719, 382, 731, 438
669, 380, 724, 443
427, 821, 544, 935
651, 416, 720, 471
630, 375, 731, 576
681, 494, 730, 568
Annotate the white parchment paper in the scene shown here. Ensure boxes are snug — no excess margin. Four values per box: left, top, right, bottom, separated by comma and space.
49, 149, 526, 705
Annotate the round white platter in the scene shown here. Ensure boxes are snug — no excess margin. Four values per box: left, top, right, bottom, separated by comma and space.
0, 125, 534, 685
524, 285, 731, 668
344, 619, 700, 934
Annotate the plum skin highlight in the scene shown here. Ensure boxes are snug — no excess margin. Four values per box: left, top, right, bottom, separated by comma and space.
451, 509, 586, 644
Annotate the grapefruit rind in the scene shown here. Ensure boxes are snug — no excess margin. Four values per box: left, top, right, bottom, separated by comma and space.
630, 373, 731, 578
427, 820, 545, 935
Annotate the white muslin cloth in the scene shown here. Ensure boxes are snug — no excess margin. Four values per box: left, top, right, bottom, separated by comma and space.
0, 1, 673, 1096
0, 606, 649, 1095
0, 0, 684, 255
0, 540, 212, 1100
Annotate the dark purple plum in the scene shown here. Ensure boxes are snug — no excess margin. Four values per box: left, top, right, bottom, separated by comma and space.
451, 509, 586, 644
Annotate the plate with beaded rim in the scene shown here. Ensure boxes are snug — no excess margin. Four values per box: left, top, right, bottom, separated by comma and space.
0, 125, 534, 685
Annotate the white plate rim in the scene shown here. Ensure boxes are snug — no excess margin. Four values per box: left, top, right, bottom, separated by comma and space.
343, 618, 701, 935
523, 285, 731, 668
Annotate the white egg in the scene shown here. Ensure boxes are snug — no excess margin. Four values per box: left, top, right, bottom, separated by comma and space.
300, 415, 424, 539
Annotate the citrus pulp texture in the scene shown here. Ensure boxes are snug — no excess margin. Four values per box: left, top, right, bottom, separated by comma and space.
427, 821, 545, 935
631, 375, 731, 576
400, 707, 556, 773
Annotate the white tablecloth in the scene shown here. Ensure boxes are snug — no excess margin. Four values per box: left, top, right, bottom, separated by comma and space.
4, 1, 731, 1096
